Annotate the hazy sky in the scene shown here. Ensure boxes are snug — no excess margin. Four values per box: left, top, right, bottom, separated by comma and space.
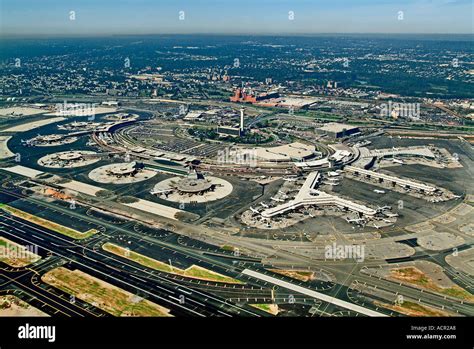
1, 0, 473, 36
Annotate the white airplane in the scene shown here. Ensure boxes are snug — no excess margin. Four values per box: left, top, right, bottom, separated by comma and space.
374, 189, 386, 194
250, 207, 260, 214
346, 217, 365, 224
323, 181, 339, 186
271, 196, 285, 202
377, 205, 392, 211
327, 171, 340, 177
385, 212, 399, 218
392, 158, 404, 164
260, 202, 269, 208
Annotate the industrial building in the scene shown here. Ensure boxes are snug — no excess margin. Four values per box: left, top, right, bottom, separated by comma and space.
230, 88, 279, 103
318, 123, 360, 139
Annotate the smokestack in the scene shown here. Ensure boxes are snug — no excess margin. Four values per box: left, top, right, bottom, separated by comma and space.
240, 108, 244, 132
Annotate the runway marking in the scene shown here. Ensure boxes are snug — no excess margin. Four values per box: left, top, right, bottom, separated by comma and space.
217, 310, 232, 317
130, 275, 147, 283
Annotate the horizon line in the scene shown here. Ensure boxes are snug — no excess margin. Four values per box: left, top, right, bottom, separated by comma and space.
1, 32, 473, 39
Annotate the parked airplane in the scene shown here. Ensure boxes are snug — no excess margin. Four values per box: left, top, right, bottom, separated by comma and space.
327, 171, 340, 177
374, 189, 386, 194
377, 205, 392, 212
250, 207, 260, 214
346, 217, 365, 224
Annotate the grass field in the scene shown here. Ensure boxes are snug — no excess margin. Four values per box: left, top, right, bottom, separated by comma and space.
103, 242, 243, 284
0, 237, 41, 267
0, 204, 98, 240
41, 267, 171, 317
269, 269, 315, 282
0, 295, 48, 317
376, 300, 451, 317
390, 267, 474, 302
250, 303, 279, 315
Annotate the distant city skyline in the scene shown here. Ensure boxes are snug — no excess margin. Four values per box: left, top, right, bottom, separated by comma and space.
1, 0, 473, 37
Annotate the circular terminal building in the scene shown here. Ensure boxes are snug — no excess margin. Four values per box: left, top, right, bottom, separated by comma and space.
89, 161, 156, 184
58, 121, 101, 131
38, 151, 101, 168
176, 171, 214, 193
152, 170, 232, 203
26, 134, 78, 147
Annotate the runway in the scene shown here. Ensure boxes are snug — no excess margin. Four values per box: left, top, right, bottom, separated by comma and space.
0, 212, 262, 317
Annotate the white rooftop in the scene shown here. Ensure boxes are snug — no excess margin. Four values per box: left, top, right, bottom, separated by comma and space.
319, 123, 359, 133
